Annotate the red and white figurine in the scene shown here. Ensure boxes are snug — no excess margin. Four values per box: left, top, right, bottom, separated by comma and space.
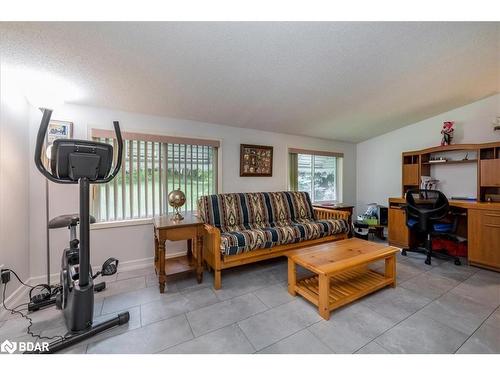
441, 121, 454, 146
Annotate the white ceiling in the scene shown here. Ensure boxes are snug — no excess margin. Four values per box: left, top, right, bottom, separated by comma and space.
1, 22, 499, 142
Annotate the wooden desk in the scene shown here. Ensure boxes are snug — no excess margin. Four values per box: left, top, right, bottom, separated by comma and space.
389, 197, 500, 211
153, 213, 204, 293
388, 197, 500, 272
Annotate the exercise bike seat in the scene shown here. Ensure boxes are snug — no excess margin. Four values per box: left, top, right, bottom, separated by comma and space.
48, 213, 96, 229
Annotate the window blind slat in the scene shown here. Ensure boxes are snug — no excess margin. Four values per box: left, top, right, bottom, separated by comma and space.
145, 141, 149, 217
184, 144, 187, 214
105, 138, 110, 221
121, 141, 126, 220
158, 143, 163, 215
190, 145, 193, 212
171, 144, 175, 196
177, 143, 181, 188
162, 143, 167, 215
165, 143, 169, 214
209, 146, 213, 194
196, 146, 199, 209
152, 142, 156, 217
128, 140, 134, 218
112, 139, 118, 220
214, 148, 218, 193
137, 141, 141, 217
202, 146, 205, 196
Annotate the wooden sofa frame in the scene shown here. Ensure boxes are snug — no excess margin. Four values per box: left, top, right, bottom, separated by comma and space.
202, 207, 351, 289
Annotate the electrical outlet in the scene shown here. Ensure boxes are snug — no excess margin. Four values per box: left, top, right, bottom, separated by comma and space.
0, 265, 9, 285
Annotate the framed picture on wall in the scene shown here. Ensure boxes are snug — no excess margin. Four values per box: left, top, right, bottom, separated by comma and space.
43, 120, 73, 167
47, 120, 73, 144
240, 144, 273, 177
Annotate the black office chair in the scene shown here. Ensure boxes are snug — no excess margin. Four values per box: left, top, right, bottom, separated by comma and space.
402, 189, 461, 266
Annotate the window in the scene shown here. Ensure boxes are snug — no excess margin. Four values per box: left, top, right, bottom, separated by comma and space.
289, 148, 342, 203
91, 129, 219, 222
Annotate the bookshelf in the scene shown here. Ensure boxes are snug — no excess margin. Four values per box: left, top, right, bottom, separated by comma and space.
401, 142, 500, 202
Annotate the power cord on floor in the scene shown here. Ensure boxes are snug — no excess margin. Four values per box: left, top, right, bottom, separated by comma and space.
1, 272, 65, 342
3, 268, 61, 304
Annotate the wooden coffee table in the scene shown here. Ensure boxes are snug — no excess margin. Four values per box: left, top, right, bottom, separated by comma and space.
287, 238, 398, 320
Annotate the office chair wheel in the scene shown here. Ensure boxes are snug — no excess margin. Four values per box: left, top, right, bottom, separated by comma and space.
425, 257, 431, 265
454, 258, 461, 266
401, 249, 407, 256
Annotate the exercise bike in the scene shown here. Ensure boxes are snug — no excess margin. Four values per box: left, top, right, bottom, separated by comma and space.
27, 214, 118, 312
31, 108, 130, 353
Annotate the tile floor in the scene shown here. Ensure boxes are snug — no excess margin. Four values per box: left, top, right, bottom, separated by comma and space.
1, 251, 499, 354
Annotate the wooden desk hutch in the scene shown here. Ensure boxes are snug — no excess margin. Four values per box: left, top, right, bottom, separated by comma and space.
388, 141, 500, 272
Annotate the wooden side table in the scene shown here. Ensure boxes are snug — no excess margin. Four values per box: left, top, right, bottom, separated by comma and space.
153, 212, 204, 293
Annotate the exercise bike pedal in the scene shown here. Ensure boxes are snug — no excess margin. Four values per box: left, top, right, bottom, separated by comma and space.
94, 282, 106, 293
92, 258, 119, 280
101, 257, 119, 276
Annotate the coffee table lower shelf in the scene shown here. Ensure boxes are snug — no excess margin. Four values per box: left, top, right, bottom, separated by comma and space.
294, 269, 394, 315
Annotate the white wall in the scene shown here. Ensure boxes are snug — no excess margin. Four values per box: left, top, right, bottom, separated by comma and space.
0, 69, 31, 299
356, 94, 500, 213
28, 104, 357, 280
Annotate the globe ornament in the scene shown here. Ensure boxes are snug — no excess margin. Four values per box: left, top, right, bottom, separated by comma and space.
168, 188, 186, 221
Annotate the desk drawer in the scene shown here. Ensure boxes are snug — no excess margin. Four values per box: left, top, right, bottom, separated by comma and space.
468, 209, 500, 271
388, 207, 409, 248
483, 211, 500, 226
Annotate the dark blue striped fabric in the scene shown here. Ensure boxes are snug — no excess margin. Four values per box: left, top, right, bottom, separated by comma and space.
220, 218, 349, 256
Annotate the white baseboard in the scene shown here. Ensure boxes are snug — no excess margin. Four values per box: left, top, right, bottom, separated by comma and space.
116, 256, 154, 272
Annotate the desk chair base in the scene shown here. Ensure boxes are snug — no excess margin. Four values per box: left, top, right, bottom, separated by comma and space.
401, 236, 461, 266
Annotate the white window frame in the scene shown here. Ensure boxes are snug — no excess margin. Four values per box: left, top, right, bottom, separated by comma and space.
288, 148, 343, 203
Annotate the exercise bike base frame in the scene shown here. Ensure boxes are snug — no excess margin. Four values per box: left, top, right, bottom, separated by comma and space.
25, 312, 130, 354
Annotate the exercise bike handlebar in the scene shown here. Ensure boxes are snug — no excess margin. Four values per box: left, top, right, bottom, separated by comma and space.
34, 108, 123, 184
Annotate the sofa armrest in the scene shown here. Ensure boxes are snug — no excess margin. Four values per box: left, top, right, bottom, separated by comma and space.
202, 224, 223, 288
313, 207, 350, 221
203, 223, 220, 236
202, 224, 222, 268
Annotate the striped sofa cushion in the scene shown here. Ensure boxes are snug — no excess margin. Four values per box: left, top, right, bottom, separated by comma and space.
220, 218, 348, 256
198, 193, 271, 231
265, 191, 315, 224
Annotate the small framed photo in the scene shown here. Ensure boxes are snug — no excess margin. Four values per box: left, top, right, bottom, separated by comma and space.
47, 120, 73, 145
240, 144, 273, 177
43, 120, 73, 167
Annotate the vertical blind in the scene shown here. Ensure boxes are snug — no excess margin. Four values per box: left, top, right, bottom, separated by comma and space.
91, 129, 219, 222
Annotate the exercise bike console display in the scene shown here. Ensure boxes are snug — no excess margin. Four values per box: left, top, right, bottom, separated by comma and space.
32, 108, 130, 353
49, 139, 114, 181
